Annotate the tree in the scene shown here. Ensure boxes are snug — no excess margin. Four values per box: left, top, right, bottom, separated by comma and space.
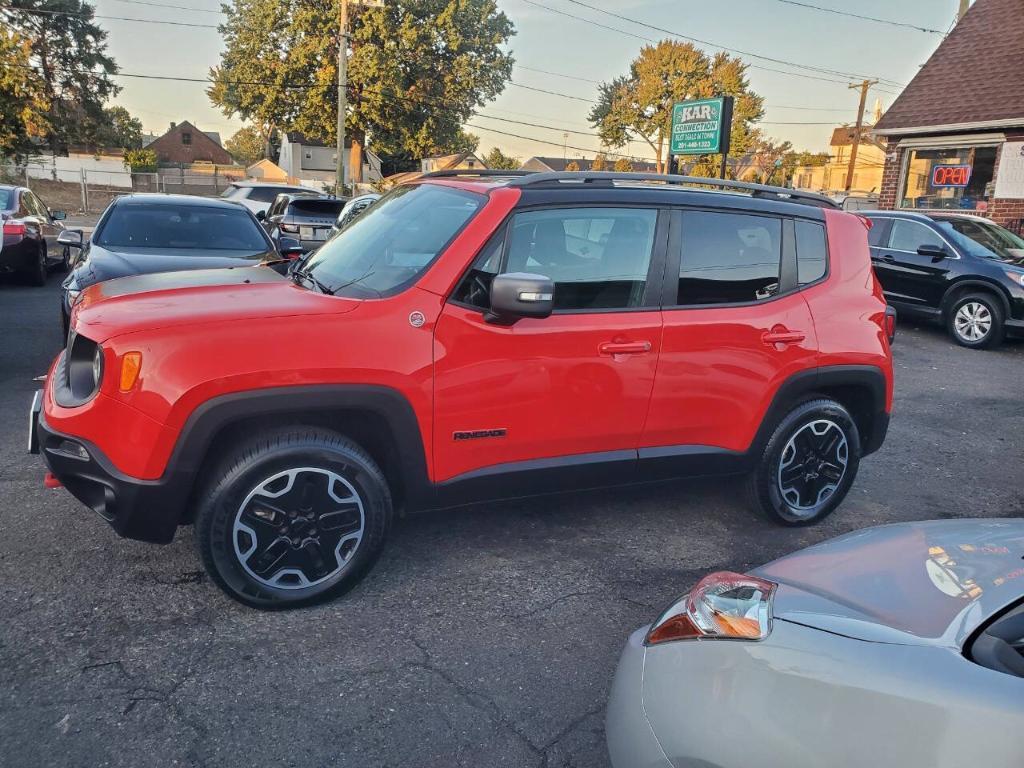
1, 0, 119, 153
590, 41, 764, 175
209, 0, 515, 161
0, 30, 48, 160
747, 135, 793, 185
123, 148, 156, 172
590, 153, 608, 171
93, 105, 142, 149
613, 157, 633, 172
482, 146, 519, 170
225, 126, 265, 166
564, 160, 580, 172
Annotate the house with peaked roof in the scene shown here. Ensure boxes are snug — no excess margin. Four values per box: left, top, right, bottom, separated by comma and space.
420, 152, 486, 173
147, 121, 234, 166
792, 120, 886, 195
278, 132, 383, 186
872, 0, 1024, 229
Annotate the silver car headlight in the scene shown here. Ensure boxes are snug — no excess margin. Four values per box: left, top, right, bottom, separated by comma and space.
646, 571, 776, 645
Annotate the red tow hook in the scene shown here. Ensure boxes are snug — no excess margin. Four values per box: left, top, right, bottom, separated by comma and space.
44, 472, 62, 489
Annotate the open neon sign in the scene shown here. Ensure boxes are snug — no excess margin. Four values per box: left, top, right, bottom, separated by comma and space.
931, 164, 972, 188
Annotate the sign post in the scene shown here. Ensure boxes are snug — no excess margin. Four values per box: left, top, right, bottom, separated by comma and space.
669, 96, 734, 179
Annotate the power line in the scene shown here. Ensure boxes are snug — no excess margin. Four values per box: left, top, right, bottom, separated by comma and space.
771, 0, 944, 35
516, 65, 600, 84
0, 4, 219, 27
466, 122, 657, 162
101, 0, 223, 13
546, 0, 907, 89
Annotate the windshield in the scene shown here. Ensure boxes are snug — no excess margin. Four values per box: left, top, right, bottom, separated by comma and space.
289, 199, 346, 217
94, 203, 270, 252
934, 218, 1024, 262
305, 183, 484, 297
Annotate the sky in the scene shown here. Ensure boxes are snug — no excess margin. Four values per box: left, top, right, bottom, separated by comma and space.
92, 0, 964, 161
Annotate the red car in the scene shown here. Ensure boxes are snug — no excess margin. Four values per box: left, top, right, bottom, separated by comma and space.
30, 171, 895, 608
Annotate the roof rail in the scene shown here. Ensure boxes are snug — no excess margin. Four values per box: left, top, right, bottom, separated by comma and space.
505, 171, 838, 209
421, 169, 537, 179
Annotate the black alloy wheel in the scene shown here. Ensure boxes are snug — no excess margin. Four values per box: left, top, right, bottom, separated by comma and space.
747, 398, 861, 525
195, 427, 392, 609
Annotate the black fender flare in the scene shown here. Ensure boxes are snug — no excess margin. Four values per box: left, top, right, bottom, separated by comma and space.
751, 365, 889, 458
164, 384, 433, 513
940, 278, 1012, 318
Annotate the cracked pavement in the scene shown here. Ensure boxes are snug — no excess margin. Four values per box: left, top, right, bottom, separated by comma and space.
2, 277, 1022, 767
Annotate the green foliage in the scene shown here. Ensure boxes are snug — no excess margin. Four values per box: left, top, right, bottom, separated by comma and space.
591, 41, 764, 175
482, 146, 520, 170
93, 106, 143, 149
1, 0, 119, 153
0, 30, 48, 159
225, 126, 265, 166
209, 0, 515, 159
123, 148, 157, 172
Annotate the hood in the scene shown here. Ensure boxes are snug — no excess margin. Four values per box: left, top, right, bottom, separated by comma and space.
73, 266, 358, 341
752, 519, 1024, 647
80, 244, 274, 284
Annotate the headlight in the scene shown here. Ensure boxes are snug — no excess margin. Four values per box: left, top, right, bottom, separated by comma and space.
1003, 269, 1024, 288
645, 571, 776, 645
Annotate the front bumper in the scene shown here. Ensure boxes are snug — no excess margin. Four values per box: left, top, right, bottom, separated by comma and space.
1005, 317, 1024, 339
606, 627, 671, 768
30, 392, 181, 544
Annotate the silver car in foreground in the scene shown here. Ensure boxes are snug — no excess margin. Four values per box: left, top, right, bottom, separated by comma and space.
607, 519, 1024, 768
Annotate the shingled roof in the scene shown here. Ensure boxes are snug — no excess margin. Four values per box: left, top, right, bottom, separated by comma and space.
874, 0, 1024, 135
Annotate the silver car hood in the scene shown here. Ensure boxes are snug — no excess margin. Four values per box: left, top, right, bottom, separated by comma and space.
752, 519, 1024, 648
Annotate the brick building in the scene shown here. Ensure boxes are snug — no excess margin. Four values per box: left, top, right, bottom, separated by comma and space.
147, 121, 234, 166
873, 0, 1024, 232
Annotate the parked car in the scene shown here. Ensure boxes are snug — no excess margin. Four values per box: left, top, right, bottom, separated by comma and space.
606, 518, 1024, 768
59, 194, 300, 335
30, 170, 894, 609
332, 192, 380, 234
839, 192, 879, 212
219, 181, 322, 217
0, 184, 68, 284
264, 192, 346, 253
863, 210, 1024, 349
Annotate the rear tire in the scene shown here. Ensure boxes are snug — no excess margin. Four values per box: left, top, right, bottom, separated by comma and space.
746, 398, 860, 526
195, 427, 393, 609
947, 292, 1003, 349
27, 245, 46, 286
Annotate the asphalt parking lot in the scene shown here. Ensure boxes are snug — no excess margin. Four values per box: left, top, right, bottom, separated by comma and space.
2, 274, 1022, 768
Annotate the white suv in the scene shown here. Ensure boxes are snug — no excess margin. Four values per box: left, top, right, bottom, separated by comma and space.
220, 181, 321, 217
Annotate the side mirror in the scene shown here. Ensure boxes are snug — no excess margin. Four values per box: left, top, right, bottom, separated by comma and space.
485, 272, 555, 324
277, 236, 304, 259
255, 210, 267, 221
57, 229, 84, 248
917, 243, 948, 260
51, 210, 67, 221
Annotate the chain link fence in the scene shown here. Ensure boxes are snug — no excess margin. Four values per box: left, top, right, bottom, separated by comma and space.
1, 160, 244, 213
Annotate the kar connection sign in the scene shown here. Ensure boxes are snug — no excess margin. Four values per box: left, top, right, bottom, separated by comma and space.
670, 97, 732, 155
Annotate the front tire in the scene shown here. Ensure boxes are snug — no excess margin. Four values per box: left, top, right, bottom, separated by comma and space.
195, 427, 393, 609
747, 398, 861, 526
947, 292, 1003, 349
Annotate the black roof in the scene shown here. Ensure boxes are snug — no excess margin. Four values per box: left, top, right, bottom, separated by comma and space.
115, 193, 252, 209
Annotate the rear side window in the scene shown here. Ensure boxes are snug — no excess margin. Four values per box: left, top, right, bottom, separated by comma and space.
678, 212, 782, 305
504, 207, 658, 311
795, 220, 827, 285
888, 220, 943, 252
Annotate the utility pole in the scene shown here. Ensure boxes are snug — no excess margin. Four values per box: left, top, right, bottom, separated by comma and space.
844, 79, 878, 192
335, 0, 348, 198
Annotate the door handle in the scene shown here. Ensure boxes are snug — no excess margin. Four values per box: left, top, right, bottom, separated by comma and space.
599, 340, 652, 356
881, 254, 895, 262
761, 329, 806, 346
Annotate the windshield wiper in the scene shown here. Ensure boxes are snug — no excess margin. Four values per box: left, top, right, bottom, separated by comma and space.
289, 264, 334, 295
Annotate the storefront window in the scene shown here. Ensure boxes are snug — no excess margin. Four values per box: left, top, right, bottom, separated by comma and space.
899, 145, 997, 211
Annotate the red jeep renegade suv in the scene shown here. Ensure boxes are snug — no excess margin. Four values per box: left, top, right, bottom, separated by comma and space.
29, 171, 894, 608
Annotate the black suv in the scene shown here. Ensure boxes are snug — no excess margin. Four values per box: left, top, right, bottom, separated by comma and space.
863, 211, 1024, 349
263, 193, 347, 253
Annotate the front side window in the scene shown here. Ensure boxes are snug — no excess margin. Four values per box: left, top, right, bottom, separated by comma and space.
93, 204, 270, 252
887, 220, 944, 252
504, 208, 658, 310
305, 183, 483, 298
678, 212, 782, 305
899, 146, 997, 211
935, 218, 1024, 261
